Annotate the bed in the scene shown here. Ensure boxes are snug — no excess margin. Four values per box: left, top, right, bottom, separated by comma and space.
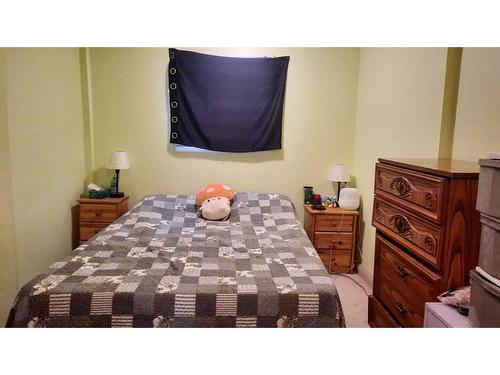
7, 192, 345, 328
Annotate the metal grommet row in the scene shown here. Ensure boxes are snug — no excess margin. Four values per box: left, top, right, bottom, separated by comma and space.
171, 116, 178, 123
170, 51, 175, 59
171, 101, 178, 108
170, 82, 177, 90
171, 132, 178, 139
170, 67, 176, 75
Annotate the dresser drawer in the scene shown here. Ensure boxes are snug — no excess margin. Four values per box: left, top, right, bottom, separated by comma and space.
80, 223, 109, 241
368, 295, 401, 328
80, 203, 118, 222
314, 214, 354, 232
317, 249, 352, 273
372, 197, 443, 268
313, 232, 353, 250
375, 163, 447, 223
375, 235, 440, 327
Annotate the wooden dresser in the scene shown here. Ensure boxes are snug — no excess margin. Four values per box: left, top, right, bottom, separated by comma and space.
368, 158, 481, 327
78, 196, 129, 245
304, 204, 358, 273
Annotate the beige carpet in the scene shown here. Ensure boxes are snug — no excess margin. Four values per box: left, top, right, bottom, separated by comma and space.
332, 274, 373, 328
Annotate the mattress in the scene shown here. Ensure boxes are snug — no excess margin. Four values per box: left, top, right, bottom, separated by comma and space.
7, 193, 344, 328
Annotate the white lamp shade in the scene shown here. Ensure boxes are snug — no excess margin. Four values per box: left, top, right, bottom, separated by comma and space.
109, 151, 130, 170
328, 164, 349, 182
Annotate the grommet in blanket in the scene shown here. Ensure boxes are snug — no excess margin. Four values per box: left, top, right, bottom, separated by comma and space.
171, 132, 178, 139
171, 101, 178, 108
170, 51, 175, 59
170, 67, 176, 75
170, 82, 177, 90
171, 116, 178, 123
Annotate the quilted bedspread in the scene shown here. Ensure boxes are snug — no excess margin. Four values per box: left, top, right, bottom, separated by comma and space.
7, 193, 344, 328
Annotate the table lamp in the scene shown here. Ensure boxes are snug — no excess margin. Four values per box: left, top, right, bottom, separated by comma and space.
108, 151, 129, 198
328, 164, 349, 207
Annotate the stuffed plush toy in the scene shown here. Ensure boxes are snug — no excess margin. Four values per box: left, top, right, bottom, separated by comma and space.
196, 183, 234, 221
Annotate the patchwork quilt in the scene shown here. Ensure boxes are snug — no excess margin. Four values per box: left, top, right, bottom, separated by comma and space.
7, 193, 344, 328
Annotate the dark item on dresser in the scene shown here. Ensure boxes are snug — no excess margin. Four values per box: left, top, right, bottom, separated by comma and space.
304, 204, 358, 274
78, 196, 129, 245
369, 158, 481, 328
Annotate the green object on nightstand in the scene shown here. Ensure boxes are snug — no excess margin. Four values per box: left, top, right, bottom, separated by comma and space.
89, 188, 111, 199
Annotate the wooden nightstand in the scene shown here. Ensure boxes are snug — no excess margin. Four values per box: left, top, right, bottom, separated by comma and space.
78, 196, 129, 245
303, 204, 358, 273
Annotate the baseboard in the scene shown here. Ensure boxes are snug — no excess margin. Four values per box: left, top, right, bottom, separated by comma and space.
357, 264, 374, 291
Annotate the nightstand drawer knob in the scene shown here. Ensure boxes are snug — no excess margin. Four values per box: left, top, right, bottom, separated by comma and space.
95, 211, 102, 217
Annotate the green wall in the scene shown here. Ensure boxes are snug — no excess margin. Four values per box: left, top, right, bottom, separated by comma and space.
0, 50, 19, 326
453, 48, 500, 161
88, 48, 361, 221
352, 48, 449, 275
0, 48, 86, 324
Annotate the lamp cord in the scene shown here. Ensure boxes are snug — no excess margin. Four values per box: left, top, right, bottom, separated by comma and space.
327, 209, 369, 296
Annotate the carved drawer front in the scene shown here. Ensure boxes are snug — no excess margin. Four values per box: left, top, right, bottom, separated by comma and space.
375, 164, 447, 223
372, 197, 443, 268
376, 235, 440, 327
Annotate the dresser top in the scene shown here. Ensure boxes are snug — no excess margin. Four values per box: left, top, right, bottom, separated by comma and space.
378, 158, 479, 178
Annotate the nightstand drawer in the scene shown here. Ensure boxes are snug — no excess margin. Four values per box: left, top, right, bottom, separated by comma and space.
80, 203, 118, 222
315, 214, 354, 232
317, 249, 352, 273
80, 223, 109, 241
313, 232, 353, 250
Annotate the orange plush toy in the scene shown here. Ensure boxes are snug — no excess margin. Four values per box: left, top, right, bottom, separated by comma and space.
195, 183, 234, 221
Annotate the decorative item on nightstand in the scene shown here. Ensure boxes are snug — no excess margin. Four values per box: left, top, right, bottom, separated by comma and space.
303, 186, 314, 204
108, 151, 129, 198
328, 163, 349, 207
338, 187, 360, 210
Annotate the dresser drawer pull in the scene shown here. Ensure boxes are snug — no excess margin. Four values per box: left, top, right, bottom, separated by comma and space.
390, 177, 413, 199
95, 211, 102, 217
397, 265, 409, 278
390, 214, 413, 239
395, 302, 407, 314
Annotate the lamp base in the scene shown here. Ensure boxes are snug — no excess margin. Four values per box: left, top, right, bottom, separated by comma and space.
110, 192, 125, 198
